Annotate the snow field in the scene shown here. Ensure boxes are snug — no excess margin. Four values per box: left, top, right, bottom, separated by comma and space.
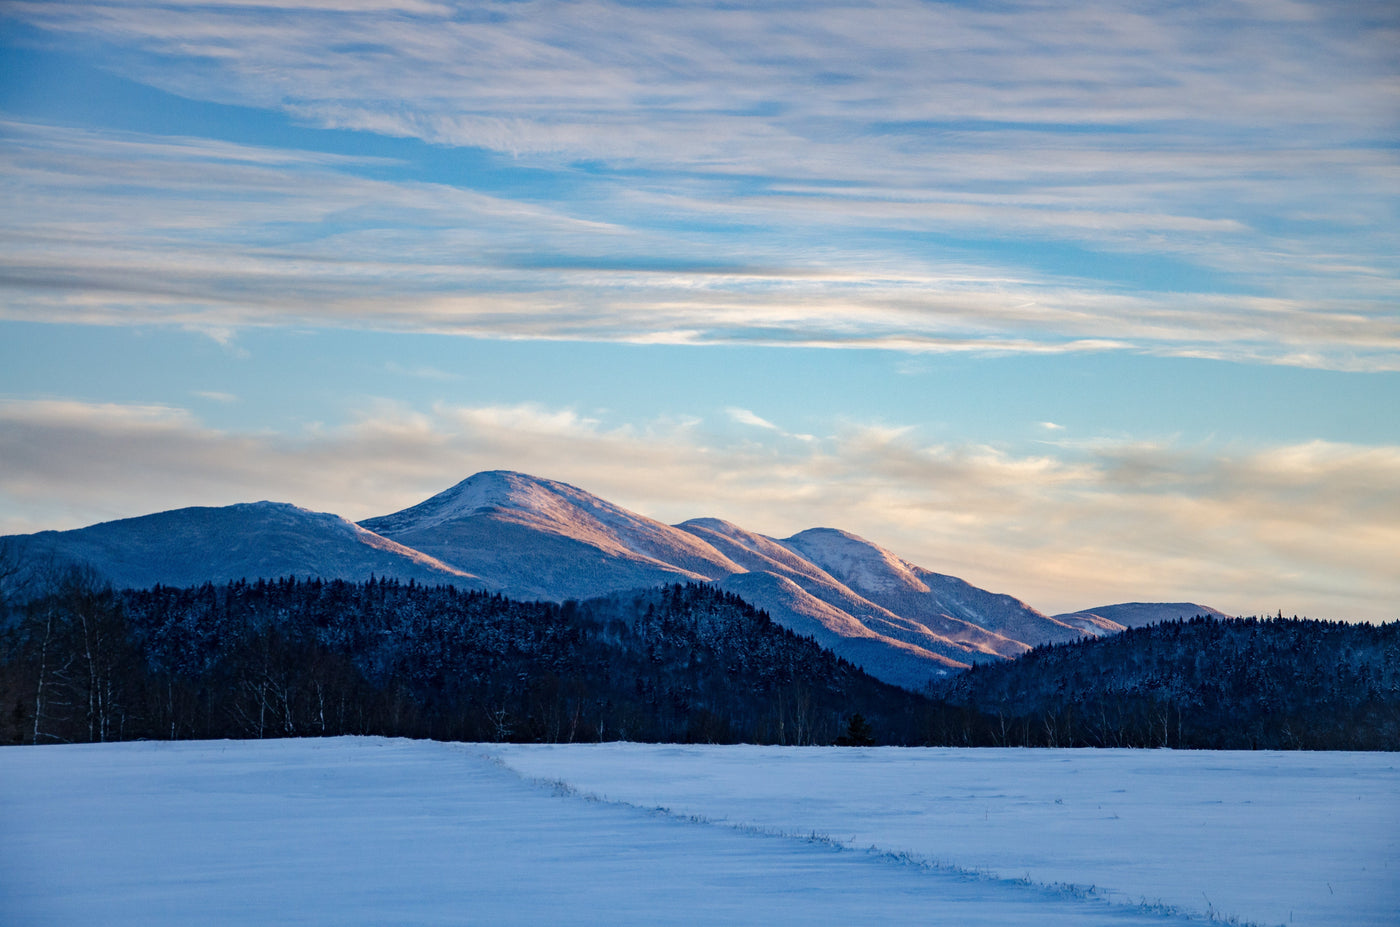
2, 737, 1396, 926
492, 743, 1400, 927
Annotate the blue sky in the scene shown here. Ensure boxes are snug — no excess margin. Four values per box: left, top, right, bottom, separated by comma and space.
1, 0, 1396, 619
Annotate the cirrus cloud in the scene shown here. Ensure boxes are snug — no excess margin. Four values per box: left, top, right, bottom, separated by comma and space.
0, 0, 1395, 368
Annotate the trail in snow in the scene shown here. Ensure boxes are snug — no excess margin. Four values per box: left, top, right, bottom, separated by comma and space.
492, 742, 1400, 927
0, 737, 1331, 927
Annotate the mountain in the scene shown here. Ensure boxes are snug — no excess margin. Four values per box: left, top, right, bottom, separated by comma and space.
778, 528, 1081, 649
1053, 602, 1230, 630
3, 470, 1226, 692
679, 519, 1024, 662
359, 471, 742, 600
714, 570, 969, 690
358, 473, 1079, 689
3, 502, 477, 591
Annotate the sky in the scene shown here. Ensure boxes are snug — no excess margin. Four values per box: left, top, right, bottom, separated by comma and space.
0, 0, 1396, 620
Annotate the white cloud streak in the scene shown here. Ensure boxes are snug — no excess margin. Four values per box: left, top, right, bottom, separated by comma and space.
1, 398, 1396, 621
0, 1, 1396, 368
727, 408, 779, 431
1, 116, 1395, 366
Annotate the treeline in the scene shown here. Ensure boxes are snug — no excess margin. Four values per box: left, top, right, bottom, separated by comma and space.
0, 572, 927, 747
3, 570, 1395, 751
932, 615, 1400, 750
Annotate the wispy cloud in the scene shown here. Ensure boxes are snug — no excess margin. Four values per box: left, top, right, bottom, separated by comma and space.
2, 397, 1396, 620
727, 408, 779, 431
2, 117, 1395, 366
0, 1, 1395, 368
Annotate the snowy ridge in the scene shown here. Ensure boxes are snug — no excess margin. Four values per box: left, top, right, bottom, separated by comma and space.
1052, 602, 1230, 631
355, 475, 1103, 686
684, 518, 1017, 674
360, 472, 743, 598
717, 571, 967, 689
683, 519, 995, 662
5, 502, 478, 590
781, 528, 1078, 649
779, 527, 931, 595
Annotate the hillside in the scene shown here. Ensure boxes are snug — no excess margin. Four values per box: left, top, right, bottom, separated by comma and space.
4, 502, 476, 590
0, 577, 927, 747
931, 615, 1400, 750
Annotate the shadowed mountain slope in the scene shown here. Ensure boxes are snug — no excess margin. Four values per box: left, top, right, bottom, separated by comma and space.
359, 471, 742, 601
5, 502, 477, 590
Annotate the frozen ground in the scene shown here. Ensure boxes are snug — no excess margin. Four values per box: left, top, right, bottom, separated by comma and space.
0, 738, 1394, 926
495, 743, 1400, 927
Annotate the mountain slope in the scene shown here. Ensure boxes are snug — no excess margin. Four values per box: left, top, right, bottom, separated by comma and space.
681, 518, 1023, 661
779, 528, 1082, 648
360, 471, 743, 601
4, 502, 477, 590
715, 571, 968, 690
360, 475, 1033, 686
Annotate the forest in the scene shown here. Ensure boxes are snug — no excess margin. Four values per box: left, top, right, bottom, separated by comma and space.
934, 615, 1400, 750
1, 564, 1395, 750
0, 570, 925, 747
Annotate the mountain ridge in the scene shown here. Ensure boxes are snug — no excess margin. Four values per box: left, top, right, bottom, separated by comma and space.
5, 501, 477, 591
3, 470, 1225, 690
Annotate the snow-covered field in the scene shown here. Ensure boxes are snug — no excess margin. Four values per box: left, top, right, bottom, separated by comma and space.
3, 738, 1396, 926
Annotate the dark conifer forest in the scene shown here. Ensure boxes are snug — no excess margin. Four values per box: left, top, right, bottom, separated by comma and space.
0, 573, 925, 747
933, 615, 1400, 750
1, 568, 1395, 750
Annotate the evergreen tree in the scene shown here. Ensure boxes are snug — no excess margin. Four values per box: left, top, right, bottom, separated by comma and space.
835, 713, 876, 746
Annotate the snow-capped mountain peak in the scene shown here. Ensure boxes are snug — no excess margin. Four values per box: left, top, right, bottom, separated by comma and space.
779, 527, 930, 595
359, 472, 743, 600
358, 471, 565, 534
364, 471, 711, 560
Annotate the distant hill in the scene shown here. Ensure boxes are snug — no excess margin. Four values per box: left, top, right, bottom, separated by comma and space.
931, 615, 1400, 750
1053, 602, 1230, 630
4, 502, 476, 590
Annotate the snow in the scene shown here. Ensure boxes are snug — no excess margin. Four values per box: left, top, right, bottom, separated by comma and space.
1054, 603, 1229, 630
780, 526, 929, 596
361, 470, 742, 583
494, 743, 1400, 927
4, 738, 1395, 927
5, 502, 475, 590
